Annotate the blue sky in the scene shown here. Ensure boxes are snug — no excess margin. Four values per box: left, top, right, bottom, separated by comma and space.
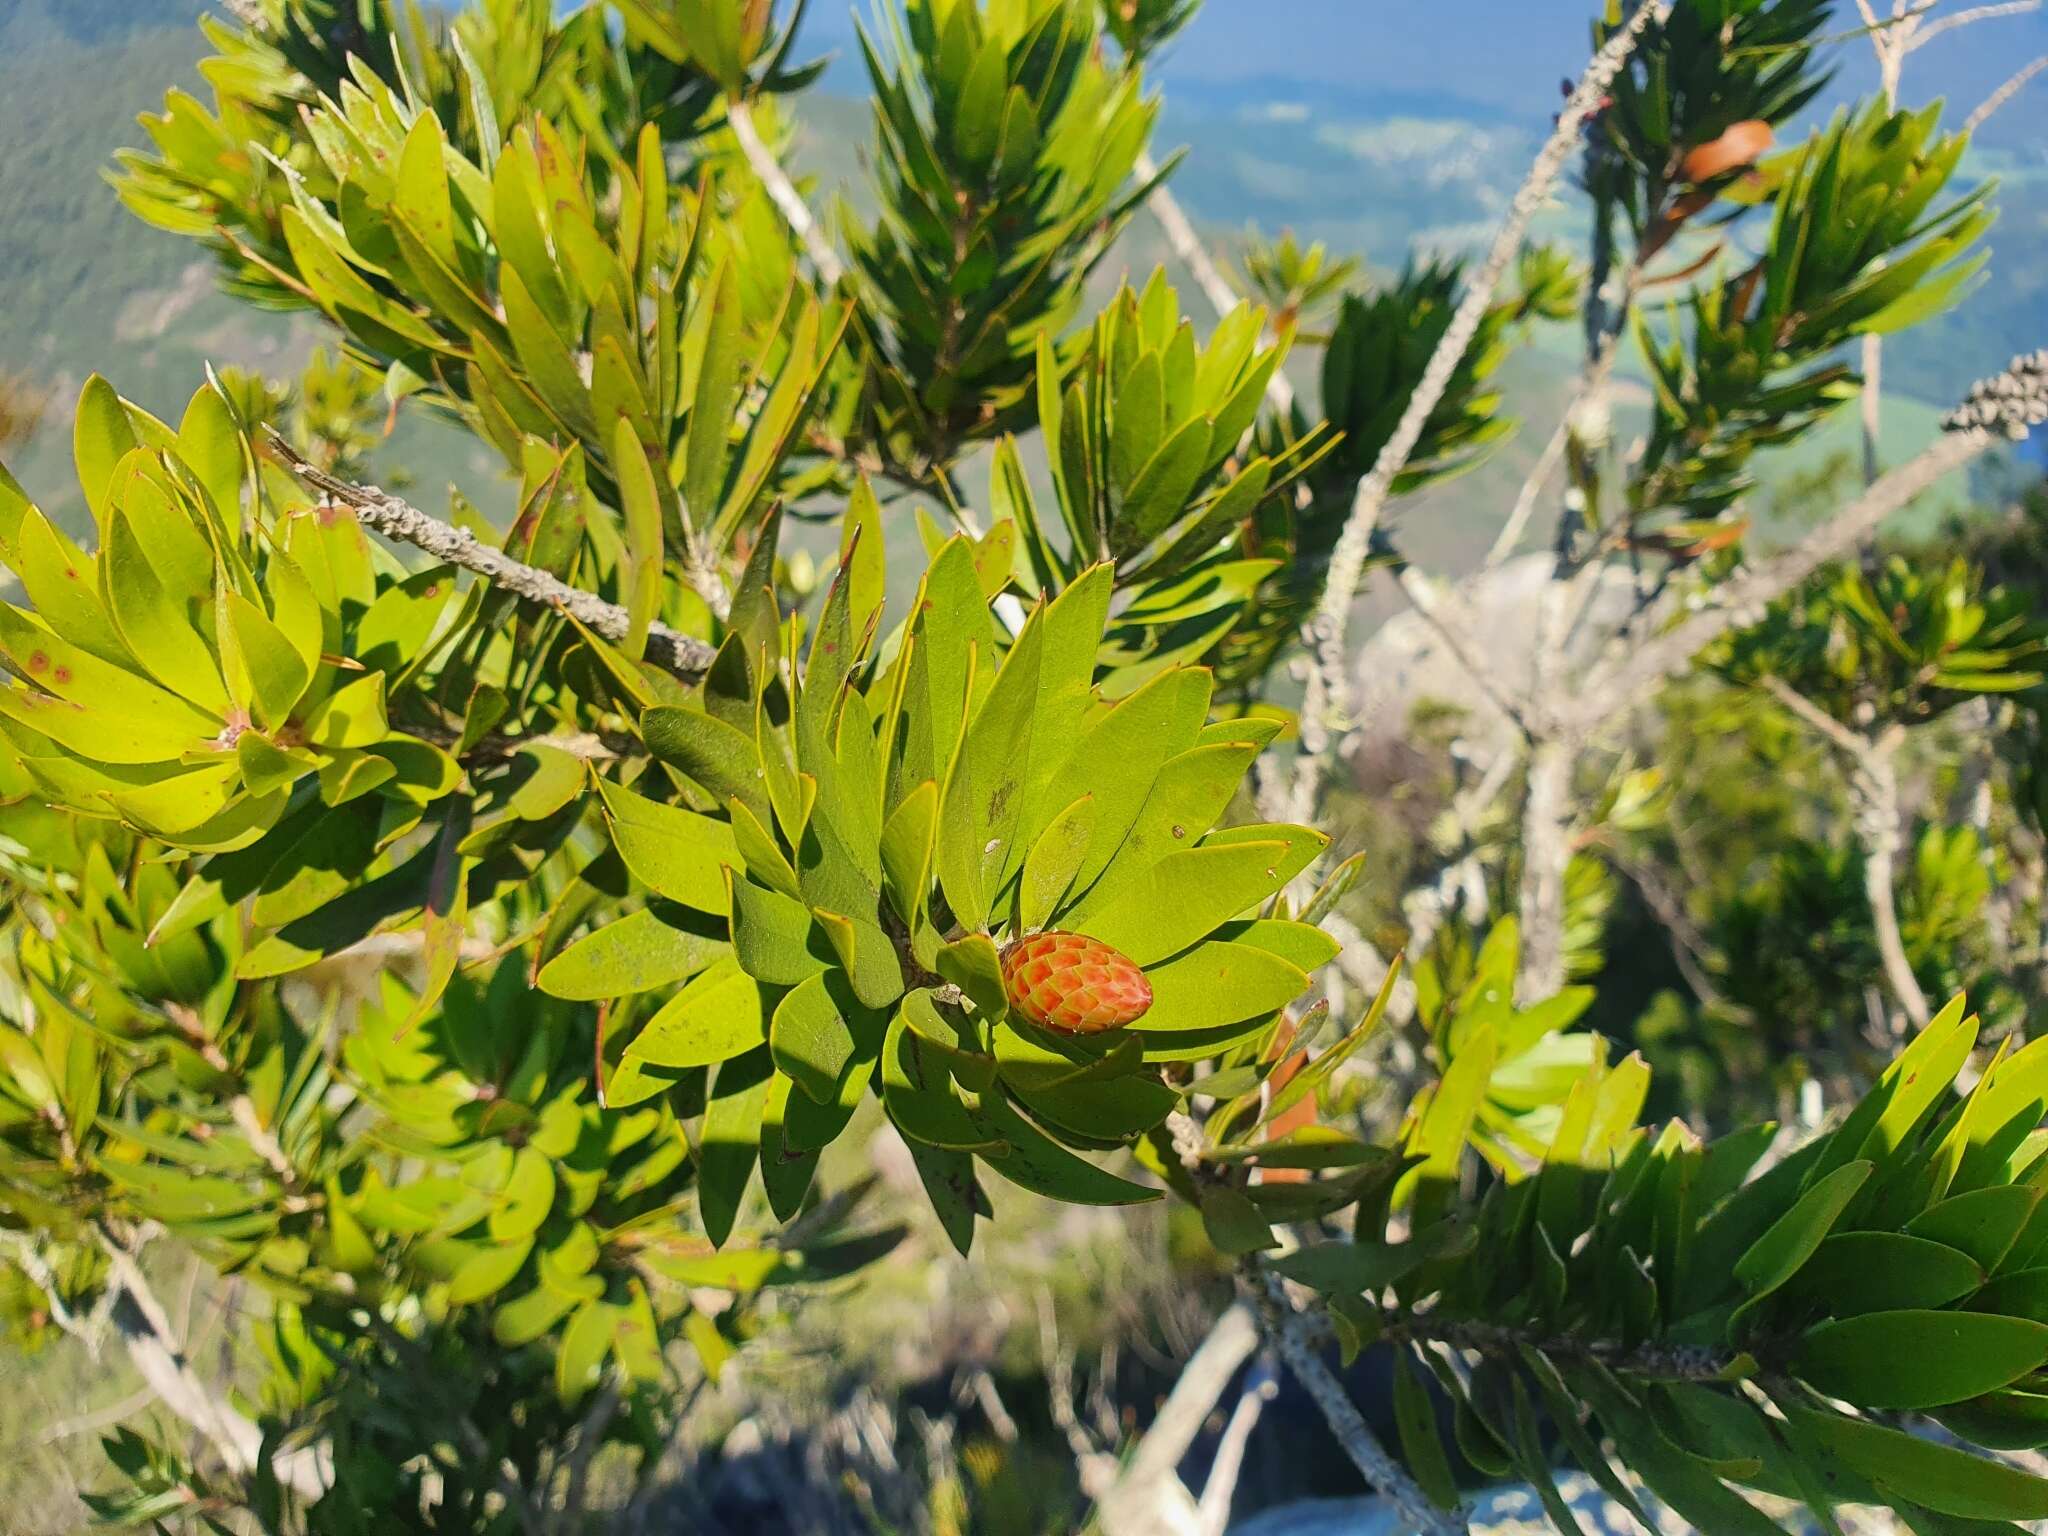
797, 1, 2048, 130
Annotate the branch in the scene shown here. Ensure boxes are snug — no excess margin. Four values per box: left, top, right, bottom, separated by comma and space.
1286, 0, 1671, 816
1251, 1266, 1468, 1535
1485, 417, 1571, 569
0, 1229, 106, 1355
96, 1224, 330, 1501
1134, 150, 1296, 417
1851, 727, 1930, 1030
265, 433, 715, 681
1760, 676, 1868, 758
1593, 833, 1752, 1021
1759, 683, 1930, 1027
1384, 556, 1533, 735
1195, 1352, 1278, 1536
1966, 53, 2048, 132
727, 97, 845, 287
1911, 0, 2042, 48
1565, 351, 2048, 732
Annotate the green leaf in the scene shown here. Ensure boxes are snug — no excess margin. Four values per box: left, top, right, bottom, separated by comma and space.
972, 1092, 1161, 1206
1140, 940, 1309, 1032
1394, 1350, 1463, 1515
630, 959, 767, 1068
612, 419, 665, 660
727, 874, 829, 985
1198, 1184, 1277, 1254
1733, 1160, 1872, 1301
1794, 1232, 1984, 1315
1796, 1311, 2048, 1409
643, 704, 770, 825
1786, 1405, 2048, 1520
596, 776, 739, 914
683, 257, 743, 531
770, 971, 884, 1105
73, 375, 141, 522
447, 1236, 533, 1305
1906, 1186, 2042, 1272
1019, 793, 1094, 932
488, 1149, 556, 1243
698, 1049, 771, 1248
555, 1299, 613, 1404
1079, 837, 1326, 968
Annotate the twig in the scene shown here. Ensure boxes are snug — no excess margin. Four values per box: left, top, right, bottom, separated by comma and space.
557, 1375, 624, 1530
1285, 0, 1671, 822
1384, 556, 1533, 734
265, 433, 716, 681
1911, 0, 2042, 48
0, 1230, 105, 1356
1594, 833, 1752, 1020
1485, 418, 1571, 569
1250, 1266, 1467, 1535
1760, 676, 1868, 757
727, 96, 845, 287
95, 1223, 330, 1500
967, 1368, 1020, 1444
36, 1386, 160, 1446
1761, 679, 1930, 1028
1135, 150, 1296, 416
1966, 53, 2048, 131
1565, 351, 2048, 733
1196, 1352, 1279, 1536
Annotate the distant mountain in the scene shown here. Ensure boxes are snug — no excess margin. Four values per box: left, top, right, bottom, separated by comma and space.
0, 0, 2035, 551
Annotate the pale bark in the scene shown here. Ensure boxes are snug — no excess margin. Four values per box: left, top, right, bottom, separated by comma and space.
727, 97, 845, 287
98, 1229, 330, 1501
1516, 736, 1576, 1003
1283, 0, 1672, 822
1251, 1267, 1468, 1536
266, 433, 717, 680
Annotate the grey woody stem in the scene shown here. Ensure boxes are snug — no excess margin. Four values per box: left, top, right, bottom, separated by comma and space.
1251, 1266, 1469, 1536
727, 96, 845, 287
1284, 0, 1672, 823
265, 433, 716, 682
97, 1225, 330, 1500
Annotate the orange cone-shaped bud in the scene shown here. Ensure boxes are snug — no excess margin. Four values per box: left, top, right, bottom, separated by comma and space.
1000, 931, 1153, 1034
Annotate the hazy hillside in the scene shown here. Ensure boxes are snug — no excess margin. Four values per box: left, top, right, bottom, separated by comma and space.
0, 0, 2039, 559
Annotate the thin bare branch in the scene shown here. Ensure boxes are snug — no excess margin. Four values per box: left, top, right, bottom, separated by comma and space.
1135, 150, 1296, 416
265, 432, 716, 681
1486, 418, 1571, 569
0, 1230, 105, 1355
1565, 346, 2048, 732
1851, 726, 1930, 1029
96, 1224, 330, 1500
727, 96, 845, 286
1386, 559, 1533, 734
1286, 0, 1671, 819
1251, 1267, 1468, 1536
1759, 680, 1930, 1028
1196, 1353, 1278, 1536
1966, 52, 2048, 132
1760, 675, 1868, 758
1911, 0, 2042, 48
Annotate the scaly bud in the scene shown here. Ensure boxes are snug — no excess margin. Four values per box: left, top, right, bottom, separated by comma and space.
1000, 931, 1153, 1034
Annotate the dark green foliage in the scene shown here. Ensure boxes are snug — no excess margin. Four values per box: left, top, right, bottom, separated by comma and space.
850, 0, 1164, 472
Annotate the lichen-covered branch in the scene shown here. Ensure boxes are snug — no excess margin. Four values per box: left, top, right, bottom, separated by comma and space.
265, 433, 716, 681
